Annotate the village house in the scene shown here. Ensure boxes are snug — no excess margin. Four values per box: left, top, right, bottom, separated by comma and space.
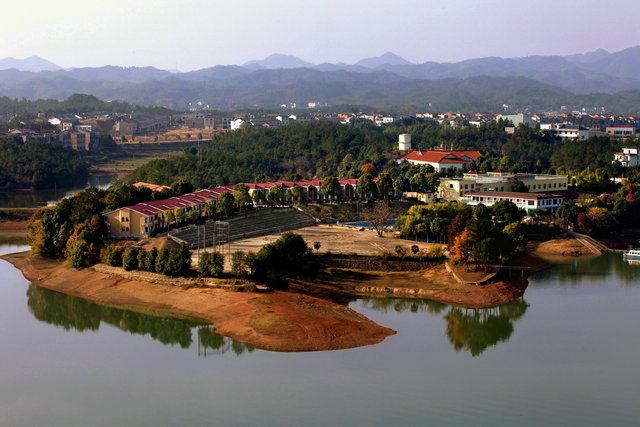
613, 147, 640, 167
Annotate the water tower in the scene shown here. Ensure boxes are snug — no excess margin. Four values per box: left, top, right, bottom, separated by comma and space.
399, 134, 411, 151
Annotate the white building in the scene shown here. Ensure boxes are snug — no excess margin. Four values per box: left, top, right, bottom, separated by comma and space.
496, 113, 537, 128
613, 147, 640, 167
606, 125, 636, 137
541, 123, 594, 140
465, 191, 565, 212
230, 119, 245, 130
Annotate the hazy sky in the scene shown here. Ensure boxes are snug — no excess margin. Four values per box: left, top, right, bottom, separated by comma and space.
2, 0, 639, 71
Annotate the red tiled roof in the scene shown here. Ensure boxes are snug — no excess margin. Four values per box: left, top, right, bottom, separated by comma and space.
401, 149, 481, 164
132, 182, 171, 192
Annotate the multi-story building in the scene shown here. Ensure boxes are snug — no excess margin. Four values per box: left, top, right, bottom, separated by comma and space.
438, 170, 568, 201
606, 125, 635, 137
465, 191, 565, 212
613, 147, 640, 167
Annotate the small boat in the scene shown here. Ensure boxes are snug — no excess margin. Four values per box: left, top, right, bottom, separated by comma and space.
623, 249, 640, 260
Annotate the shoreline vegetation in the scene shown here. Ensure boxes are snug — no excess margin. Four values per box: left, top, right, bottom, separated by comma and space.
0, 219, 618, 352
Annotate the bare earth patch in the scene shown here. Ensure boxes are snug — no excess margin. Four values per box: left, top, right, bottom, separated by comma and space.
1, 251, 395, 352
530, 237, 597, 257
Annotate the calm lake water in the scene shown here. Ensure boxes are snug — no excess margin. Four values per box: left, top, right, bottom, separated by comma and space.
0, 174, 113, 209
1, 245, 639, 426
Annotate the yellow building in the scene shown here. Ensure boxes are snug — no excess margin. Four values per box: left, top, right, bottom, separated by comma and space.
103, 188, 227, 237
438, 170, 569, 201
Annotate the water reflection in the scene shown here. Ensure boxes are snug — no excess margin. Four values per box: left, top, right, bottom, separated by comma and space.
26, 284, 253, 356
361, 298, 529, 356
532, 253, 640, 287
0, 174, 113, 208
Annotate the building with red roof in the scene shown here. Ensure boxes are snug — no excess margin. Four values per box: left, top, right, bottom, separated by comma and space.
400, 148, 481, 172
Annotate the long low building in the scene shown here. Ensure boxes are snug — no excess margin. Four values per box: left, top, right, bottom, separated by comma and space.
104, 178, 374, 238
438, 170, 568, 201
465, 191, 565, 212
104, 187, 232, 237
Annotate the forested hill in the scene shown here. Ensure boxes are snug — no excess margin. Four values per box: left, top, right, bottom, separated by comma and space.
0, 94, 172, 117
126, 120, 628, 189
0, 137, 88, 189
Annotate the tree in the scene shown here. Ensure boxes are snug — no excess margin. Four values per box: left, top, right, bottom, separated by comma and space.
123, 247, 141, 271
320, 176, 341, 201
155, 247, 170, 274
104, 244, 125, 267
233, 183, 252, 213
492, 200, 524, 223
291, 185, 305, 203
217, 191, 235, 216
376, 173, 394, 200
360, 163, 377, 176
411, 245, 419, 255
163, 210, 175, 229
451, 228, 477, 269
231, 251, 248, 277
357, 173, 378, 199
199, 252, 224, 277
252, 190, 266, 205
503, 222, 527, 247
174, 208, 185, 224
171, 179, 194, 196
266, 185, 284, 205
313, 241, 322, 253
556, 200, 581, 225
187, 209, 200, 223
367, 202, 394, 237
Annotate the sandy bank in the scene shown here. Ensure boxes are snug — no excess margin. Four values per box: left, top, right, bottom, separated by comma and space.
291, 264, 525, 309
2, 251, 395, 352
529, 237, 599, 257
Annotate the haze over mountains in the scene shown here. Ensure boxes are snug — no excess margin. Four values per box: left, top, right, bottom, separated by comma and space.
3, 47, 640, 112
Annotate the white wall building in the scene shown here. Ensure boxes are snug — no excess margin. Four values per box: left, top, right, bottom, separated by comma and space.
465, 191, 565, 212
613, 147, 640, 167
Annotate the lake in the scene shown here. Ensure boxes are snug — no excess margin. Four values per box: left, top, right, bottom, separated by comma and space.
0, 174, 113, 209
1, 245, 638, 426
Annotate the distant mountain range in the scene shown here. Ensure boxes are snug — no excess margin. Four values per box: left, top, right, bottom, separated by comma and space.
3, 48, 640, 113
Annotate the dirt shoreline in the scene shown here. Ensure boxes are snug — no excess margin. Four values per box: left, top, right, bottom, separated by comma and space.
291, 264, 525, 308
2, 251, 395, 352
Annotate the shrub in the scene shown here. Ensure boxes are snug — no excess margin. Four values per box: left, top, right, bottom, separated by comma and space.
411, 245, 419, 255
143, 247, 158, 271
123, 247, 141, 271
104, 244, 125, 267
427, 246, 443, 259
137, 249, 149, 271
231, 251, 247, 277
164, 244, 192, 277
395, 245, 407, 257
155, 247, 170, 273
249, 232, 311, 287
199, 251, 224, 277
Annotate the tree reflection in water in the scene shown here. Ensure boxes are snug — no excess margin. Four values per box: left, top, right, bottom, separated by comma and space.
26, 284, 253, 356
361, 297, 529, 356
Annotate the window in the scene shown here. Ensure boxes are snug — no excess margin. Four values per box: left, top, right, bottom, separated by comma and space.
528, 200, 534, 206
450, 184, 453, 188
121, 227, 125, 232
121, 217, 125, 222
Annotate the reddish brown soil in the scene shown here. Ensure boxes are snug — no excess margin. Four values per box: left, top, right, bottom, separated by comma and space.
0, 220, 28, 234
516, 252, 552, 273
292, 264, 525, 309
2, 251, 395, 352
530, 237, 595, 257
